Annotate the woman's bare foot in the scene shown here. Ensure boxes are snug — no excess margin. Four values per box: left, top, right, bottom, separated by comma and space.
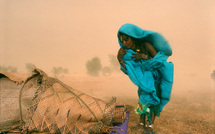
144, 125, 155, 134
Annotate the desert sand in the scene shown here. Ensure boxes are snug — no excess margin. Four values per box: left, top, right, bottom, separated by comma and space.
1, 1, 215, 133
57, 74, 215, 134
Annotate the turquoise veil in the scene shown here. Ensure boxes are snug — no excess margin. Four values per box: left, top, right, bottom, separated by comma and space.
117, 23, 174, 112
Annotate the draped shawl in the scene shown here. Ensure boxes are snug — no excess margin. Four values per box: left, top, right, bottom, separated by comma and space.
118, 23, 174, 111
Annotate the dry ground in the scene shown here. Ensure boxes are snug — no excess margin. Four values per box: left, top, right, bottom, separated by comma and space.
58, 74, 215, 134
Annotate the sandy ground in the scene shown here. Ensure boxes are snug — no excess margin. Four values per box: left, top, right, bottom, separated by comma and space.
58, 74, 215, 134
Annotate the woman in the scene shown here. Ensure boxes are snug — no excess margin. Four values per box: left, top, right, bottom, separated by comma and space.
117, 23, 174, 133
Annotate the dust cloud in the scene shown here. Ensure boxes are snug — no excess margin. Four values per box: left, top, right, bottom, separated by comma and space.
1, 0, 215, 95
1, 1, 215, 133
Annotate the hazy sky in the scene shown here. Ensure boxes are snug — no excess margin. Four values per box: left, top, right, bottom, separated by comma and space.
1, 0, 215, 89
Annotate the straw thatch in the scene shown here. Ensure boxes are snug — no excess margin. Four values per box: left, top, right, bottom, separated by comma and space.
0, 68, 116, 134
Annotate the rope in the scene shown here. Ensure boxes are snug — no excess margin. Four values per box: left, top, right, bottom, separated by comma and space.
18, 72, 105, 133
100, 126, 123, 134
56, 79, 100, 122
19, 73, 99, 124
19, 73, 39, 125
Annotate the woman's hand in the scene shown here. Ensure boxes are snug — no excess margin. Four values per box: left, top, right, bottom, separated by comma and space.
117, 47, 127, 61
117, 47, 127, 69
132, 53, 148, 61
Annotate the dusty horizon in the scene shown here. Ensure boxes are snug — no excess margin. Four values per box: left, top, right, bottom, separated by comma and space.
1, 0, 215, 92
0, 1, 215, 133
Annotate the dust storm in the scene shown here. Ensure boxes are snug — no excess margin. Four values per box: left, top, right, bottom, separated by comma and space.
0, 0, 215, 133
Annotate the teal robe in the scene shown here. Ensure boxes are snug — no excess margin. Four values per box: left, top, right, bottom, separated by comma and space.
118, 23, 174, 112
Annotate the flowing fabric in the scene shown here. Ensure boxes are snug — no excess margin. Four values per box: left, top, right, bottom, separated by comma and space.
118, 23, 174, 111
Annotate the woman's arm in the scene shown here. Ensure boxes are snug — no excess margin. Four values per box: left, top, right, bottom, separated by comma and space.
132, 41, 157, 61
144, 42, 157, 57
117, 47, 127, 69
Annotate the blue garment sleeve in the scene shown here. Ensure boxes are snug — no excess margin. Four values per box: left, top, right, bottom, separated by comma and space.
120, 64, 128, 75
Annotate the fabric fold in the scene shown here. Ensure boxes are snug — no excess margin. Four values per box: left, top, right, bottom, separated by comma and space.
118, 23, 174, 111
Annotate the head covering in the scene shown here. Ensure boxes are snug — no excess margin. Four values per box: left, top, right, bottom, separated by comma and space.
117, 23, 172, 56
117, 23, 174, 113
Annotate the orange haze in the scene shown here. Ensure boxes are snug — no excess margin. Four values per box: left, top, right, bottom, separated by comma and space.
1, 0, 215, 93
